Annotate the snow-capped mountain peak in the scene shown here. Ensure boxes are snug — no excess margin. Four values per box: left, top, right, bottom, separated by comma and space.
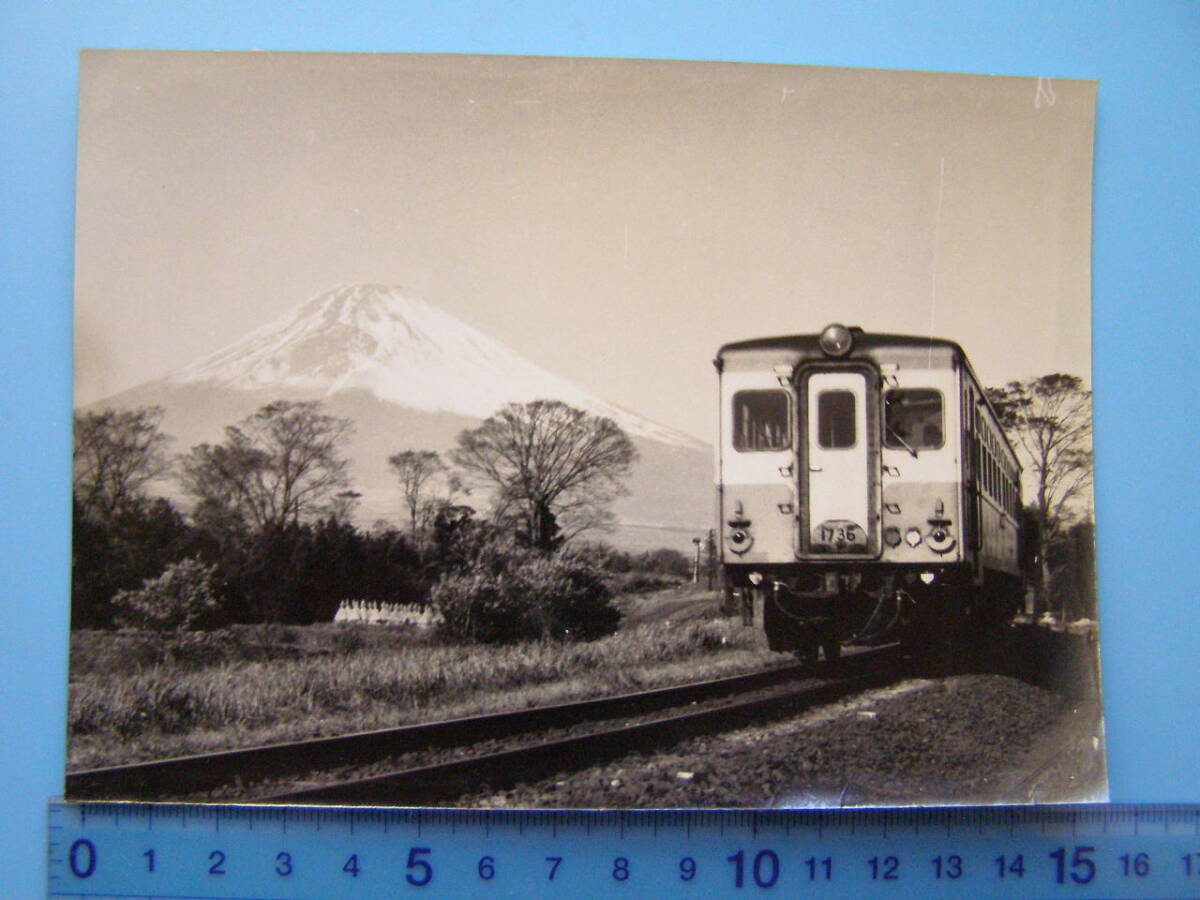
169, 284, 704, 449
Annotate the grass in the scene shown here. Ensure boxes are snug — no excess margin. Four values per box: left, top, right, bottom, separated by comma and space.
68, 587, 782, 770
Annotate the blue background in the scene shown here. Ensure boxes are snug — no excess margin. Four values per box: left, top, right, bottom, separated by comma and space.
1, 2, 1196, 897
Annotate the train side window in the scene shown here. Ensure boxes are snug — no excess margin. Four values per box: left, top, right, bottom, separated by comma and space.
884, 389, 944, 451
732, 390, 791, 452
816, 390, 857, 448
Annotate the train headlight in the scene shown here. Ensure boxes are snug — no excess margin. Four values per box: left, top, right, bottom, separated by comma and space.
904, 527, 923, 547
727, 529, 754, 555
883, 526, 902, 547
748, 572, 764, 586
927, 526, 957, 554
819, 323, 854, 357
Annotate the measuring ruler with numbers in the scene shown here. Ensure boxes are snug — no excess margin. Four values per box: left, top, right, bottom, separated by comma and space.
47, 801, 1200, 899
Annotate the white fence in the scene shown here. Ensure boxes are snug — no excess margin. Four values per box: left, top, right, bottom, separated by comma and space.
332, 599, 442, 628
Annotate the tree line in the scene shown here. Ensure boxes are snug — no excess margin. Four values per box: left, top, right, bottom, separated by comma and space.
986, 373, 1095, 620
71, 372, 1095, 634
71, 399, 654, 638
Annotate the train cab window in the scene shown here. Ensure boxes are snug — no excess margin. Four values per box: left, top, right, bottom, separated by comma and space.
816, 390, 856, 448
884, 389, 944, 452
732, 390, 791, 451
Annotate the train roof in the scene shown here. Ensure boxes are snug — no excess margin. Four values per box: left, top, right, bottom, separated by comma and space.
717, 329, 966, 358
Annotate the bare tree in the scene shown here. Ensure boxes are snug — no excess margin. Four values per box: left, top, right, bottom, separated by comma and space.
179, 400, 354, 532
451, 400, 637, 551
73, 406, 171, 522
987, 374, 1093, 606
416, 472, 469, 533
387, 450, 445, 536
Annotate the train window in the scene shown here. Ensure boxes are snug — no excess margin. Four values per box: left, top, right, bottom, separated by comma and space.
816, 390, 857, 448
732, 390, 791, 451
883, 389, 944, 451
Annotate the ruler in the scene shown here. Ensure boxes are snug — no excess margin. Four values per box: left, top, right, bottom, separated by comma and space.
47, 801, 1200, 899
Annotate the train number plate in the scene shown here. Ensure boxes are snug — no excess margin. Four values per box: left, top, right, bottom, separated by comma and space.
813, 519, 865, 551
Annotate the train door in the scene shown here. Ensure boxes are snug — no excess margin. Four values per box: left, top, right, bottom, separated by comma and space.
800, 370, 878, 556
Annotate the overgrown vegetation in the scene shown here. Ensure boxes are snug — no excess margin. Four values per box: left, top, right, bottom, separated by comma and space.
71, 399, 679, 638
73, 505, 427, 627
68, 608, 779, 769
111, 558, 221, 631
431, 543, 620, 643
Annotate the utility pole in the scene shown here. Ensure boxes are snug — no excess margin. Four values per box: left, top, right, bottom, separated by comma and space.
692, 537, 702, 584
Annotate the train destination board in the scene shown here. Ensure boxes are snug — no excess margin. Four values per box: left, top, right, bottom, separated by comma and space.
69, 51, 1100, 811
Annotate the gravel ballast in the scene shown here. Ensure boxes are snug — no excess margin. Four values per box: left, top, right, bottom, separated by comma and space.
460, 674, 1105, 808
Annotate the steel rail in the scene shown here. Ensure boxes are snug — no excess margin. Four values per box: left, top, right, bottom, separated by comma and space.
262, 653, 904, 805
66, 644, 897, 800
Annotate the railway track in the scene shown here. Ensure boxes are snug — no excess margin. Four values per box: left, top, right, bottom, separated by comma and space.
68, 644, 902, 804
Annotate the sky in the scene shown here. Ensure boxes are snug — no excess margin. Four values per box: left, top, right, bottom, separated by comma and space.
74, 51, 1095, 442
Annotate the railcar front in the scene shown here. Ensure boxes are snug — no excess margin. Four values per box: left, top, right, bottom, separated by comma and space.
716, 324, 988, 662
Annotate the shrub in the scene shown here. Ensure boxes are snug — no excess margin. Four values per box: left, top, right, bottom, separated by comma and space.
111, 558, 222, 631
633, 547, 693, 578
569, 542, 693, 580
71, 496, 199, 629
518, 551, 621, 640
606, 571, 685, 595
431, 547, 620, 644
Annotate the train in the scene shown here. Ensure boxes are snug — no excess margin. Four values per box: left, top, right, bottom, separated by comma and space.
715, 324, 1024, 665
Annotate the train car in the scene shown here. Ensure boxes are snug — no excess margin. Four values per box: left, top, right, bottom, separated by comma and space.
715, 324, 1023, 664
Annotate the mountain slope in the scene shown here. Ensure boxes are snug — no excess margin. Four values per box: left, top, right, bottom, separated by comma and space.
93, 284, 715, 551
169, 284, 705, 450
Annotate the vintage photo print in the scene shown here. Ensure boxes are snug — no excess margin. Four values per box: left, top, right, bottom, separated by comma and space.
69, 51, 1102, 807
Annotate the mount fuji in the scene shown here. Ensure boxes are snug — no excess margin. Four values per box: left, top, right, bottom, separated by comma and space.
94, 284, 715, 551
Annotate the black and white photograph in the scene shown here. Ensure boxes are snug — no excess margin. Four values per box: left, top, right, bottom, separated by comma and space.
68, 50, 1102, 808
